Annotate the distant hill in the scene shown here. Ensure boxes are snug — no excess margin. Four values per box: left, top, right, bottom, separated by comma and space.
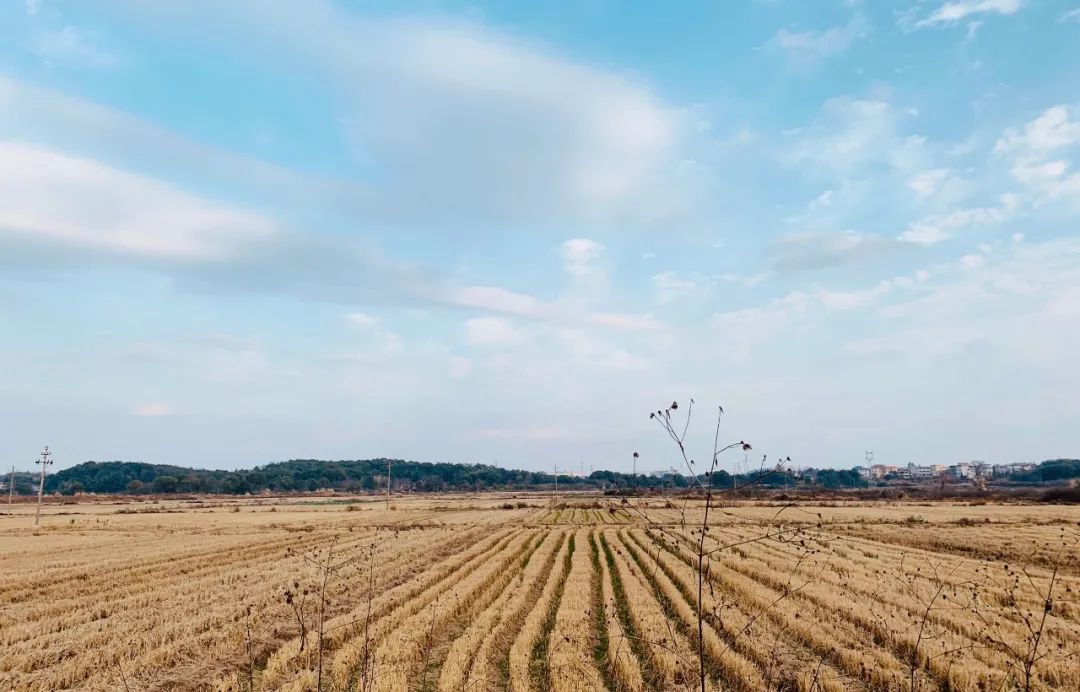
33, 457, 1080, 496
42, 458, 684, 495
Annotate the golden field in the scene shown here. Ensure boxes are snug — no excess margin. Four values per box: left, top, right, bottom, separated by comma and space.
1, 495, 1078, 691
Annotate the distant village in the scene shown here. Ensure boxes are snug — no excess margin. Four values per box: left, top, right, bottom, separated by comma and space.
850, 461, 1037, 484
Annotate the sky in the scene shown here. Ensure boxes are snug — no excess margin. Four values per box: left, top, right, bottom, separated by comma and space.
1, 0, 1079, 474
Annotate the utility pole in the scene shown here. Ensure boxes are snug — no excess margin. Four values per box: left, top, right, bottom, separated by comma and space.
386, 459, 391, 510
8, 465, 14, 505
553, 463, 558, 506
632, 452, 638, 496
35, 446, 52, 526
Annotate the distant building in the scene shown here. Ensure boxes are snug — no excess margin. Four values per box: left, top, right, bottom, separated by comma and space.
858, 464, 894, 480
993, 462, 1036, 476
911, 463, 936, 479
949, 463, 972, 480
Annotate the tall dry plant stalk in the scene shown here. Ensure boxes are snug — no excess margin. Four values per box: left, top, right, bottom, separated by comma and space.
623, 399, 797, 692
286, 534, 367, 691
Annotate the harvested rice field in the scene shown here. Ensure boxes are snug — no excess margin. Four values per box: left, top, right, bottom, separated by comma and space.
1, 495, 1078, 691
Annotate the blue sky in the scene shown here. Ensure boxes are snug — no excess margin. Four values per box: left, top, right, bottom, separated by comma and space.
2, 0, 1079, 473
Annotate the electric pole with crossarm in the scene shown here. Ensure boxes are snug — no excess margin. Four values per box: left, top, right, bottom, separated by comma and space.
35, 446, 53, 526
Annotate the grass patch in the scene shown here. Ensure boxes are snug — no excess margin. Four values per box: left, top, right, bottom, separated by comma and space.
528, 533, 575, 689
588, 532, 617, 690
599, 533, 665, 691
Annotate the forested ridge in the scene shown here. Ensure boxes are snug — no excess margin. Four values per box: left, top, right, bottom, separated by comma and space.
40, 458, 682, 495
14, 457, 1076, 495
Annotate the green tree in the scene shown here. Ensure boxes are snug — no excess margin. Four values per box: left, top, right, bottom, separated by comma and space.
152, 475, 179, 493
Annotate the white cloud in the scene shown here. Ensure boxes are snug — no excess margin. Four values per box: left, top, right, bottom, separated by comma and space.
0, 75, 347, 214
809, 189, 834, 209
169, 1, 701, 229
899, 200, 1013, 245
913, 0, 1023, 29
767, 16, 868, 64
710, 305, 793, 361
444, 284, 661, 332
994, 107, 1080, 206
342, 330, 404, 364
959, 253, 985, 269
719, 272, 770, 288
651, 271, 701, 305
788, 97, 928, 175
1010, 160, 1067, 184
560, 237, 609, 295
448, 285, 545, 317
562, 238, 604, 277
0, 141, 275, 260
1060, 9, 1080, 23
32, 27, 120, 69
994, 106, 1080, 155
857, 238, 1080, 374
814, 280, 893, 311
907, 168, 951, 197
448, 356, 473, 379
585, 312, 662, 332
464, 317, 524, 347
600, 349, 651, 371
347, 312, 378, 327
130, 402, 175, 417
767, 231, 903, 270
846, 327, 981, 358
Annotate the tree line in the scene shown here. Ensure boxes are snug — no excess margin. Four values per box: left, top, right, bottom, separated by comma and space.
15, 457, 1079, 496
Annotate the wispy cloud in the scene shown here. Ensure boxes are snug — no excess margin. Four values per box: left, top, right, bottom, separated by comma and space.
32, 27, 120, 69
766, 231, 908, 270
346, 313, 378, 328
140, 1, 705, 231
907, 168, 952, 198
561, 238, 604, 278
898, 198, 1016, 245
767, 15, 869, 64
786, 97, 927, 175
130, 403, 175, 417
995, 105, 1080, 155
464, 317, 524, 347
912, 0, 1023, 29
651, 271, 703, 305
995, 106, 1080, 205
0, 141, 274, 260
443, 284, 662, 332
